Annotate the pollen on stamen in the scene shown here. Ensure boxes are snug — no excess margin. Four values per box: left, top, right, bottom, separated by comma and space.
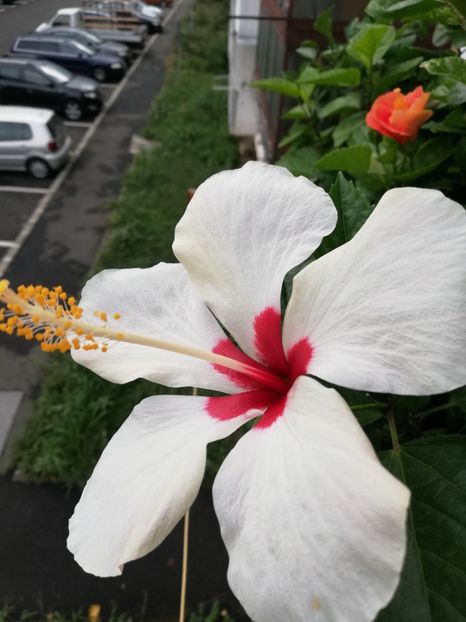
0, 280, 122, 355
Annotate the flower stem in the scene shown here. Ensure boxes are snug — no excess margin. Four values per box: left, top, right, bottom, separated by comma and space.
178, 387, 196, 622
386, 405, 400, 452
418, 400, 457, 421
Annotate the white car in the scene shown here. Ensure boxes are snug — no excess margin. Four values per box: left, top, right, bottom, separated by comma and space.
0, 107, 71, 178
95, 1, 163, 32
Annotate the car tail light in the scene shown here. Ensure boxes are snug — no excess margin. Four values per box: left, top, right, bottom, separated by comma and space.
48, 141, 58, 152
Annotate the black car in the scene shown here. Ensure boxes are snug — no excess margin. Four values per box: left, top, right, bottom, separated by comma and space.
0, 58, 103, 120
10, 34, 126, 83
36, 26, 133, 65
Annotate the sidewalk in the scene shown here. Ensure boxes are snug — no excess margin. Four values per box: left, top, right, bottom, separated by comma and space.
0, 478, 240, 619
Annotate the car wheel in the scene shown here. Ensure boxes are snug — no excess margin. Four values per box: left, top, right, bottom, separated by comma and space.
93, 66, 107, 82
27, 158, 51, 180
64, 99, 83, 121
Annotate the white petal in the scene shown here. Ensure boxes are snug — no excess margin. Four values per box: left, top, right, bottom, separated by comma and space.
284, 187, 466, 394
68, 392, 264, 577
71, 262, 239, 393
213, 376, 409, 622
173, 161, 336, 359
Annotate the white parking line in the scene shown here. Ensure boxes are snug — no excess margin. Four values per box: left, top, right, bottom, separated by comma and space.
0, 185, 47, 194
0, 1, 183, 277
64, 121, 92, 128
0, 241, 18, 248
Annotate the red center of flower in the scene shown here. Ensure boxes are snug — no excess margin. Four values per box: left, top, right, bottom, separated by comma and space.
206, 307, 312, 429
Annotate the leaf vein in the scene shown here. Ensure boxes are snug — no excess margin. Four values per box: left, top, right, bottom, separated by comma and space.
402, 452, 466, 498
427, 587, 466, 620
419, 548, 466, 581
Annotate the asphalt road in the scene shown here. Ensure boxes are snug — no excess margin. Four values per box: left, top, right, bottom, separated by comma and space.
0, 0, 78, 53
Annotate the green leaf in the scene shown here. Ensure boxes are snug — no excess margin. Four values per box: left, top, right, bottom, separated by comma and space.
394, 136, 455, 182
422, 56, 466, 84
282, 104, 311, 120
315, 172, 373, 256
318, 93, 361, 119
385, 0, 439, 17
374, 57, 424, 93
424, 109, 466, 134
250, 77, 300, 98
296, 46, 318, 61
298, 66, 361, 87
378, 436, 466, 621
366, 0, 439, 20
337, 388, 384, 426
454, 136, 466, 167
448, 82, 466, 106
276, 145, 320, 178
314, 6, 334, 42
277, 123, 308, 148
332, 112, 366, 147
443, 0, 466, 29
347, 24, 396, 71
315, 145, 372, 174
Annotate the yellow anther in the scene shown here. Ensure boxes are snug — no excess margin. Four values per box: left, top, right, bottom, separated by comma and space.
68, 297, 76, 305
113, 313, 121, 320
99, 312, 107, 322
0, 279, 10, 295
59, 292, 67, 301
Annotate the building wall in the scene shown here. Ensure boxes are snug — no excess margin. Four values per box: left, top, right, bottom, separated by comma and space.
228, 0, 261, 136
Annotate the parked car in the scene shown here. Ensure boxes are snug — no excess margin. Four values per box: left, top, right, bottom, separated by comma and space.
0, 106, 71, 178
143, 0, 172, 6
38, 8, 148, 48
0, 58, 102, 121
10, 34, 126, 83
35, 26, 133, 65
95, 0, 163, 33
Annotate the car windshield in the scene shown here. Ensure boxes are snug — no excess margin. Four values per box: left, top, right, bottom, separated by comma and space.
38, 62, 71, 84
70, 41, 95, 56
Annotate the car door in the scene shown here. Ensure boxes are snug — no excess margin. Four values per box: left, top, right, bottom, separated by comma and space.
22, 65, 58, 109
0, 64, 25, 105
57, 41, 89, 75
0, 122, 31, 171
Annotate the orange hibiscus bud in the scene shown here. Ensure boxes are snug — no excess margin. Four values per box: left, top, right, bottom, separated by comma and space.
366, 86, 433, 144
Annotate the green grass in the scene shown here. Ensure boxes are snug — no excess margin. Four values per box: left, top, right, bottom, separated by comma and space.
15, 0, 239, 485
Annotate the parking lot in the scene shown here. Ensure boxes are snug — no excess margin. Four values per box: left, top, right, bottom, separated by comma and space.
0, 0, 190, 426
0, 0, 180, 275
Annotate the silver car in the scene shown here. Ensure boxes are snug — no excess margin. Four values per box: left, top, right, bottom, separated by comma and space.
0, 106, 71, 178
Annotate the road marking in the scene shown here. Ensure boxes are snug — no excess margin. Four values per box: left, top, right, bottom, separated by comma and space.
64, 121, 92, 128
0, 185, 48, 194
0, 0, 183, 277
0, 241, 18, 248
